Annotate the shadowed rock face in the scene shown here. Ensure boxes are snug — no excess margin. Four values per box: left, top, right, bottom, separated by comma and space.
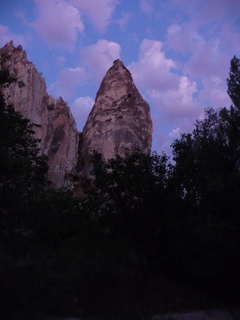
0, 41, 79, 187
79, 59, 152, 173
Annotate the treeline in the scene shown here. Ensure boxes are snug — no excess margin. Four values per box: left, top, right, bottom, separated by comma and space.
0, 56, 240, 319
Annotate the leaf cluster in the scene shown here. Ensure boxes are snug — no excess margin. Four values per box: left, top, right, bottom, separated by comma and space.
1, 55, 240, 319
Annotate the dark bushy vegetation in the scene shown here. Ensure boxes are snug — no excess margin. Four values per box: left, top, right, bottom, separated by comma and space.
0, 56, 240, 319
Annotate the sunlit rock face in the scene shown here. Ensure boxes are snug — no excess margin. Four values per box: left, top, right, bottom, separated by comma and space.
79, 59, 152, 173
0, 41, 79, 187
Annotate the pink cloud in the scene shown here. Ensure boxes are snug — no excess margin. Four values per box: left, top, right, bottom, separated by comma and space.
150, 76, 203, 129
199, 77, 231, 109
140, 0, 154, 14
116, 12, 132, 30
220, 24, 240, 57
128, 39, 206, 153
71, 96, 94, 130
32, 0, 84, 49
48, 38, 121, 102
166, 24, 189, 54
49, 67, 89, 100
70, 0, 119, 33
129, 39, 178, 93
0, 25, 28, 48
81, 39, 121, 83
184, 39, 228, 78
128, 39, 204, 134
169, 0, 240, 24
166, 0, 240, 57
166, 22, 209, 55
166, 22, 238, 104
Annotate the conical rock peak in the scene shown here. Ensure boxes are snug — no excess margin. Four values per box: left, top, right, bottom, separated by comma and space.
0, 42, 153, 188
79, 59, 152, 172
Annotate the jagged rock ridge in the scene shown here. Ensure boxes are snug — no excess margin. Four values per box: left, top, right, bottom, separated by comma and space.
79, 59, 152, 173
0, 42, 153, 188
0, 41, 79, 187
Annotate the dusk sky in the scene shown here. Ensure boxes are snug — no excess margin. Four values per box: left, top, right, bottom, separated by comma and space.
0, 0, 240, 154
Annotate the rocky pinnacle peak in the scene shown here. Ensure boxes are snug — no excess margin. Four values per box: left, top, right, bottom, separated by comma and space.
0, 41, 152, 187
6, 40, 14, 47
113, 58, 125, 67
1, 40, 27, 64
110, 58, 130, 74
0, 41, 79, 188
79, 58, 153, 173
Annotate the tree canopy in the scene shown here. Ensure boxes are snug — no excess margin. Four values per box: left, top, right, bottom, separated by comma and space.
1, 55, 240, 319
227, 55, 240, 108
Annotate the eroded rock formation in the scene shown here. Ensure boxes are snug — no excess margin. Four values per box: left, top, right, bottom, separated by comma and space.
79, 59, 152, 173
0, 41, 79, 187
0, 42, 153, 188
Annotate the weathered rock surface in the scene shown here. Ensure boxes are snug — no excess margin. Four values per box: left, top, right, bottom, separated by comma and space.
0, 41, 79, 187
0, 42, 153, 188
79, 59, 152, 173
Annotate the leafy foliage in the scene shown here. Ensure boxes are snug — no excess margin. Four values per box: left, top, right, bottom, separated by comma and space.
171, 56, 240, 294
85, 150, 175, 256
1, 55, 240, 319
0, 58, 49, 240
227, 55, 240, 108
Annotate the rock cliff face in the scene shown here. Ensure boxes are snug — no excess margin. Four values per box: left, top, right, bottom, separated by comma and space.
79, 59, 152, 173
0, 42, 152, 188
0, 41, 79, 187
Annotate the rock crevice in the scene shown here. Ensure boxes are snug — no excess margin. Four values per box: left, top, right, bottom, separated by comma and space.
0, 42, 152, 188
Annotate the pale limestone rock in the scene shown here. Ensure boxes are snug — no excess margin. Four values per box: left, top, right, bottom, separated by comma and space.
79, 59, 152, 173
0, 41, 79, 187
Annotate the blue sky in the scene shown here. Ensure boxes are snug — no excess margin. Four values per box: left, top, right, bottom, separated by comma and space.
0, 0, 240, 154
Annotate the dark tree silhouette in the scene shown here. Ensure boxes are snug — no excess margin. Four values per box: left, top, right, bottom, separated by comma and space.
227, 55, 240, 108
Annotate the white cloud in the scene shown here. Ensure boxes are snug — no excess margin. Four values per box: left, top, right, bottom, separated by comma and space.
71, 96, 95, 130
81, 39, 121, 82
70, 0, 119, 33
128, 38, 231, 143
129, 39, 178, 93
178, 76, 197, 106
128, 39, 204, 154
149, 75, 202, 137
49, 67, 89, 100
32, 0, 84, 49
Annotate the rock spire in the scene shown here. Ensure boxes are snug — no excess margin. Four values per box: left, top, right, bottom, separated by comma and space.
79, 58, 152, 172
0, 42, 153, 188
0, 41, 79, 187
